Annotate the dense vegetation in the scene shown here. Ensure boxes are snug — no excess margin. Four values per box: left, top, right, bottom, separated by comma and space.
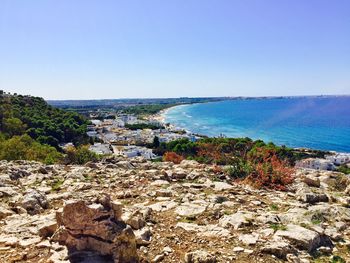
338, 165, 350, 175
125, 123, 164, 130
121, 104, 176, 116
154, 137, 327, 190
0, 93, 89, 147
0, 134, 62, 164
0, 92, 97, 164
154, 137, 326, 165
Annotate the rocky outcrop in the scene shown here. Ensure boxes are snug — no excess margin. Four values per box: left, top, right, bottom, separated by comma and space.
0, 160, 349, 262
52, 199, 139, 263
21, 189, 49, 215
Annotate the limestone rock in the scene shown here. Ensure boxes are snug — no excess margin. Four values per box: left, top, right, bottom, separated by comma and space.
155, 189, 173, 197
238, 233, 259, 245
261, 237, 296, 259
218, 211, 253, 229
148, 200, 177, 212
21, 189, 49, 215
185, 250, 216, 263
302, 175, 321, 188
0, 205, 15, 220
179, 160, 201, 169
52, 199, 139, 263
275, 224, 331, 252
176, 222, 230, 238
134, 227, 152, 245
171, 168, 187, 179
298, 192, 329, 204
175, 202, 206, 218
213, 182, 233, 191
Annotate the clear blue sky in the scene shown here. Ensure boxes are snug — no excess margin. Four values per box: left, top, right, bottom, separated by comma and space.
0, 0, 349, 99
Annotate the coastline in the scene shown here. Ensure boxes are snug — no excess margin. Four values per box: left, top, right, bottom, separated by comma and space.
151, 103, 190, 125
156, 100, 350, 154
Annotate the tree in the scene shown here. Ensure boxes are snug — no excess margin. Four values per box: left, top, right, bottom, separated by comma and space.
152, 136, 160, 148
3, 118, 26, 137
64, 145, 99, 164
0, 134, 62, 164
163, 152, 184, 164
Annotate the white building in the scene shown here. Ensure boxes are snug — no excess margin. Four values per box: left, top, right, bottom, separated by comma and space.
296, 158, 336, 171
87, 131, 98, 138
119, 114, 137, 124
89, 143, 113, 155
326, 153, 350, 166
103, 132, 119, 143
91, 119, 102, 126
113, 145, 156, 159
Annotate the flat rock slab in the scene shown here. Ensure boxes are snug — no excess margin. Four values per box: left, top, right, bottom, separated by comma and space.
175, 202, 206, 218
218, 211, 254, 229
176, 222, 230, 238
213, 182, 234, 191
147, 200, 178, 212
275, 224, 324, 252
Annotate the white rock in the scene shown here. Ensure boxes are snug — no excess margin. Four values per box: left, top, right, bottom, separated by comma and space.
238, 233, 259, 245
275, 224, 323, 252
218, 211, 254, 229
213, 182, 233, 191
175, 202, 207, 218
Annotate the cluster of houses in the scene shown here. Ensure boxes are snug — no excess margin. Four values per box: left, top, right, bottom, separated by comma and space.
296, 152, 350, 171
86, 113, 199, 159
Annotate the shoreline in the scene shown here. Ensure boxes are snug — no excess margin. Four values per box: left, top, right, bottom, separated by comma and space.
155, 102, 350, 155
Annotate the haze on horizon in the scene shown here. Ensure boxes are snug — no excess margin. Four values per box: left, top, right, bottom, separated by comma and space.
0, 0, 349, 100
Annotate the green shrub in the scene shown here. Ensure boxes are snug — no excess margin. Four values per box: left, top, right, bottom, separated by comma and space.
0, 134, 62, 163
64, 145, 99, 164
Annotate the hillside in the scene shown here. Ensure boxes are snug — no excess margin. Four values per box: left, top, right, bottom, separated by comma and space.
0, 92, 89, 147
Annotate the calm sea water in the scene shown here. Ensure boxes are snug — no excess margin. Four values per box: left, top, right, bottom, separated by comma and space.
164, 97, 350, 152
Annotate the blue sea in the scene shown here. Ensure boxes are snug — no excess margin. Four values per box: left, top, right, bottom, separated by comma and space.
164, 97, 350, 152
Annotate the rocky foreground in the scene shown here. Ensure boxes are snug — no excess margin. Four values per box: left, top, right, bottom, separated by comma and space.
1, 158, 350, 263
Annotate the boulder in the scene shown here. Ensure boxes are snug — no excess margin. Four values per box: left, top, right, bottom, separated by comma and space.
218, 211, 253, 229
213, 182, 233, 191
52, 199, 139, 263
134, 227, 152, 245
122, 211, 146, 230
171, 168, 187, 180
176, 222, 230, 238
155, 189, 173, 197
185, 250, 216, 263
148, 200, 177, 212
179, 160, 201, 169
38, 217, 58, 238
275, 224, 331, 252
261, 237, 296, 259
238, 233, 259, 245
298, 192, 329, 204
345, 184, 350, 195
85, 161, 99, 169
9, 169, 30, 180
175, 202, 206, 218
302, 175, 321, 188
0, 205, 15, 220
21, 189, 49, 215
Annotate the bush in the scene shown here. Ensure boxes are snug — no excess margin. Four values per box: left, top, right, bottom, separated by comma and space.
338, 165, 350, 175
163, 152, 184, 164
244, 148, 295, 191
64, 145, 99, 164
125, 123, 163, 130
2, 117, 26, 137
224, 159, 252, 179
0, 134, 62, 164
